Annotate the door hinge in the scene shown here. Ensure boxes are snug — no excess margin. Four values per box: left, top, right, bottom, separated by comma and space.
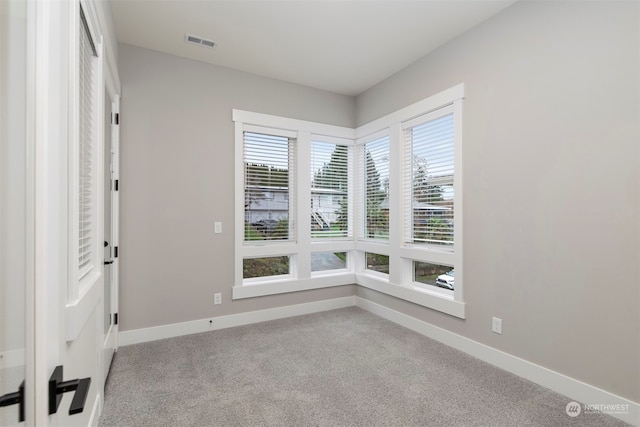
114, 179, 119, 191
114, 246, 118, 258
114, 313, 118, 325
112, 113, 119, 125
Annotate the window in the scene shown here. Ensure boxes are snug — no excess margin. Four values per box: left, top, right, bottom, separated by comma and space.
310, 140, 350, 238
78, 7, 98, 281
311, 252, 347, 272
244, 131, 296, 242
403, 107, 454, 248
234, 111, 356, 299
365, 253, 389, 274
233, 84, 464, 318
244, 256, 290, 279
363, 136, 390, 240
413, 261, 453, 290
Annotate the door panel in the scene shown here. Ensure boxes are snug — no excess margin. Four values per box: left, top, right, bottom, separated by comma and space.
0, 0, 30, 424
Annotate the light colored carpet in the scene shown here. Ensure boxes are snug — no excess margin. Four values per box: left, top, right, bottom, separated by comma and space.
100, 307, 629, 426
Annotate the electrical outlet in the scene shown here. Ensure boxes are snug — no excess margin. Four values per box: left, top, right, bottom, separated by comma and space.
214, 222, 222, 234
214, 293, 222, 305
492, 317, 502, 334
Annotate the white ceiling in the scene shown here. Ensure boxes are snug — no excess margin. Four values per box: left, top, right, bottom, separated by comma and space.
110, 0, 517, 96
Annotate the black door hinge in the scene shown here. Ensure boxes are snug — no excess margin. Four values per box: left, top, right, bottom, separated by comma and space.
112, 113, 119, 125
114, 179, 119, 191
114, 313, 118, 325
114, 246, 118, 258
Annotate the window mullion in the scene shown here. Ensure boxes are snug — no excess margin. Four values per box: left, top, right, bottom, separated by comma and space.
234, 121, 245, 287
354, 144, 364, 241
388, 123, 403, 285
296, 131, 312, 279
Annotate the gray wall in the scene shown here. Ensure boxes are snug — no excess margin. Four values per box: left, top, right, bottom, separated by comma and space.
118, 44, 357, 331
357, 0, 639, 402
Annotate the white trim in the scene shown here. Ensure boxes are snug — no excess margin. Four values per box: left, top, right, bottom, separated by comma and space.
356, 128, 390, 145
357, 273, 465, 319
242, 243, 298, 258
119, 296, 356, 346
356, 83, 465, 139
452, 98, 464, 302
355, 297, 639, 426
310, 240, 355, 253
234, 120, 244, 288
233, 274, 355, 299
243, 124, 297, 139
399, 246, 454, 266
356, 241, 390, 255
310, 133, 356, 146
233, 109, 355, 139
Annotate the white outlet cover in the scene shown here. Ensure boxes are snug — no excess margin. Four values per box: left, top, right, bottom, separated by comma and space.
492, 317, 502, 334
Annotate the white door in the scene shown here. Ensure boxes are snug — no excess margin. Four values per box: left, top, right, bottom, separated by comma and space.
0, 0, 34, 424
102, 87, 120, 382
32, 0, 108, 424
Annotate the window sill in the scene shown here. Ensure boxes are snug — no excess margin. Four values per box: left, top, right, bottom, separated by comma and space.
233, 273, 356, 299
355, 272, 466, 319
233, 270, 465, 319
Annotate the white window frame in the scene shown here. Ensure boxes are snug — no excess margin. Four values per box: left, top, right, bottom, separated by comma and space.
310, 135, 354, 241
232, 84, 465, 318
233, 110, 357, 300
357, 129, 391, 243
355, 84, 464, 318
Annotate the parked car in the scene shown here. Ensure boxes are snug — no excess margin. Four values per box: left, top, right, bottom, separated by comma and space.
251, 219, 278, 232
435, 269, 454, 290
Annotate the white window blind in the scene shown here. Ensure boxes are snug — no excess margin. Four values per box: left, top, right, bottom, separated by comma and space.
403, 106, 455, 248
243, 132, 296, 242
78, 8, 97, 277
364, 136, 390, 240
310, 141, 350, 238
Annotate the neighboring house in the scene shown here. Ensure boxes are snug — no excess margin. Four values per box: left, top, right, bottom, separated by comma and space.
245, 186, 289, 223
311, 187, 346, 228
246, 185, 346, 228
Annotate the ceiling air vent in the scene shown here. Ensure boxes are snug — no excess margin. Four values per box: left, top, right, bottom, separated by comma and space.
184, 33, 216, 49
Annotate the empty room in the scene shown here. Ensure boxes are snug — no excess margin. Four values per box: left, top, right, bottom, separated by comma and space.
0, 0, 638, 426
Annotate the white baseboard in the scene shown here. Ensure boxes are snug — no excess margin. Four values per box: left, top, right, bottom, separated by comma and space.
355, 296, 639, 426
119, 296, 356, 347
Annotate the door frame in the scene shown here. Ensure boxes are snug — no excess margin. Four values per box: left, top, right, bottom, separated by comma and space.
102, 66, 121, 383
